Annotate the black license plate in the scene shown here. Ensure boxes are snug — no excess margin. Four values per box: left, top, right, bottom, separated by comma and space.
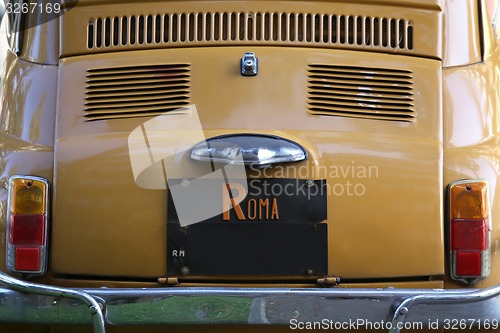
167, 178, 327, 277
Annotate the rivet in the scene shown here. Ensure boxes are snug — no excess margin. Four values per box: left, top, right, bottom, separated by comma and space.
180, 266, 190, 276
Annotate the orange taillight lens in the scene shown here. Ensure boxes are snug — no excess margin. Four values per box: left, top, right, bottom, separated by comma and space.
9, 178, 47, 215
449, 180, 491, 284
6, 176, 49, 276
450, 182, 489, 220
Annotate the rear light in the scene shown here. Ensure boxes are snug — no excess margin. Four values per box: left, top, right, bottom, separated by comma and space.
6, 176, 49, 275
449, 180, 490, 284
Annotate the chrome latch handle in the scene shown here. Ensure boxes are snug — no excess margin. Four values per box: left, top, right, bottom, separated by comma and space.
241, 52, 258, 76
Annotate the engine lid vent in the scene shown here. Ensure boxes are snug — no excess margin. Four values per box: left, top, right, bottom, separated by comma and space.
85, 64, 190, 121
307, 64, 415, 122
87, 13, 413, 52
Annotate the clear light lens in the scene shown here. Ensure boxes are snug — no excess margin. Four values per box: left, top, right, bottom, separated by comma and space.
191, 134, 307, 165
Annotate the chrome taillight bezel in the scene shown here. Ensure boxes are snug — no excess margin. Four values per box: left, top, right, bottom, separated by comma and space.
448, 179, 491, 285
6, 175, 50, 276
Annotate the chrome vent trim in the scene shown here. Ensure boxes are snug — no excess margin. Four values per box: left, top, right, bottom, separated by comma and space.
87, 13, 414, 51
307, 64, 415, 122
85, 64, 190, 121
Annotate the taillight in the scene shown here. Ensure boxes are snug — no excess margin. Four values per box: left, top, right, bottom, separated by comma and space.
449, 180, 490, 284
6, 176, 49, 275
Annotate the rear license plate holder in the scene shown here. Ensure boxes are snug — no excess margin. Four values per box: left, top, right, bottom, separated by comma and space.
167, 178, 328, 277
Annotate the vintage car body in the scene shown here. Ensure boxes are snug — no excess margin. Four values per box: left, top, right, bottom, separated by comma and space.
0, 0, 499, 332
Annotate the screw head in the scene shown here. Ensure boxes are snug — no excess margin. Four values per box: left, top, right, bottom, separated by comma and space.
244, 60, 254, 69
399, 307, 409, 315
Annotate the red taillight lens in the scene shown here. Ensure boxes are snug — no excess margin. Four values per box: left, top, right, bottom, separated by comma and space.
10, 215, 45, 246
449, 180, 490, 284
6, 176, 49, 275
15, 247, 41, 271
451, 220, 488, 251
455, 251, 482, 276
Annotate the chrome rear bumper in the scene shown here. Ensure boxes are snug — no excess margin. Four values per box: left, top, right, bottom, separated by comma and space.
1, 272, 500, 333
